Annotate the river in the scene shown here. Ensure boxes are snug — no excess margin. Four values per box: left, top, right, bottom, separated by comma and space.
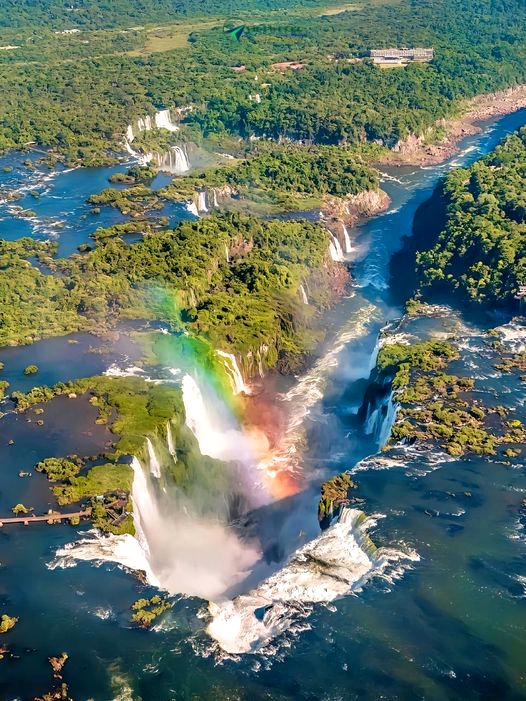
0, 109, 525, 700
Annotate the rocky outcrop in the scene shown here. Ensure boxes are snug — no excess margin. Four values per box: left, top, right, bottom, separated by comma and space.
322, 188, 391, 252
318, 472, 363, 529
381, 84, 526, 166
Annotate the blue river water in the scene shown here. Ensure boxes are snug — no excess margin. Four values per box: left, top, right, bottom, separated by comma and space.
0, 109, 525, 700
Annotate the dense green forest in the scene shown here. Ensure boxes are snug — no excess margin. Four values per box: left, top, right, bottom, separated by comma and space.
0, 214, 339, 370
0, 0, 327, 29
0, 0, 525, 164
415, 127, 526, 307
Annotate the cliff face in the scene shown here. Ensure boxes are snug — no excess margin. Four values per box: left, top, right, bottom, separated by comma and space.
322, 189, 391, 226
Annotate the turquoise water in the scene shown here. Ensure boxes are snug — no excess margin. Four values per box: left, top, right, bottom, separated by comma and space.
0, 110, 525, 700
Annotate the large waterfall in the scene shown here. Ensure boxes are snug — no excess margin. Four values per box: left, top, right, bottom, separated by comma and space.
207, 507, 417, 653
216, 351, 250, 395
130, 457, 260, 600
152, 146, 190, 175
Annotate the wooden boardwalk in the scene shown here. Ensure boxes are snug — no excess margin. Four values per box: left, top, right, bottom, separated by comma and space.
0, 510, 91, 527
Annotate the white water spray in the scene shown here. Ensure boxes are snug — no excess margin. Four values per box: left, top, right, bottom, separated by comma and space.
154, 109, 179, 132
299, 284, 309, 305
207, 507, 418, 654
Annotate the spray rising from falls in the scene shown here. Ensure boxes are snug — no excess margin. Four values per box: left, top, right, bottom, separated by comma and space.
260, 303, 379, 476
131, 457, 261, 600
207, 508, 418, 654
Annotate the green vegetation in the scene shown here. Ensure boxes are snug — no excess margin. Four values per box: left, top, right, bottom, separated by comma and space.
377, 340, 526, 457
11, 503, 30, 515
318, 472, 358, 524
0, 0, 524, 166
35, 457, 82, 482
1, 214, 338, 370
130, 595, 172, 628
13, 374, 235, 533
0, 615, 17, 634
415, 127, 526, 307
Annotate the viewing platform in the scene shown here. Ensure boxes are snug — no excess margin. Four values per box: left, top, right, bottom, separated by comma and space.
0, 509, 91, 527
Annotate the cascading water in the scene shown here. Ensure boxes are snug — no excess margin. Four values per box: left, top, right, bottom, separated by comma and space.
299, 284, 309, 305
342, 225, 352, 254
186, 200, 199, 217
153, 146, 190, 175
225, 244, 230, 263
129, 456, 261, 600
146, 437, 162, 478
197, 190, 208, 213
329, 232, 344, 262
207, 507, 418, 654
154, 109, 179, 132
166, 422, 177, 460
137, 115, 153, 132
216, 351, 250, 395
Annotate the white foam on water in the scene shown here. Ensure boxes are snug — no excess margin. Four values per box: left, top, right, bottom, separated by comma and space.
48, 530, 161, 587
206, 507, 418, 655
492, 320, 526, 353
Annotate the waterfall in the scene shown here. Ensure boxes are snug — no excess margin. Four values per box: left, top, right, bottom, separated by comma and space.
146, 438, 161, 478
182, 374, 240, 460
212, 189, 219, 208
364, 404, 380, 435
363, 389, 398, 446
139, 152, 153, 165
130, 456, 260, 600
125, 125, 135, 143
166, 422, 177, 461
153, 146, 190, 175
186, 200, 199, 217
207, 506, 417, 654
197, 190, 208, 213
377, 391, 397, 447
368, 336, 381, 373
123, 138, 138, 157
299, 284, 309, 305
137, 115, 153, 132
216, 350, 250, 395
329, 232, 344, 262
225, 244, 230, 263
154, 109, 179, 132
257, 344, 268, 378
343, 225, 352, 254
